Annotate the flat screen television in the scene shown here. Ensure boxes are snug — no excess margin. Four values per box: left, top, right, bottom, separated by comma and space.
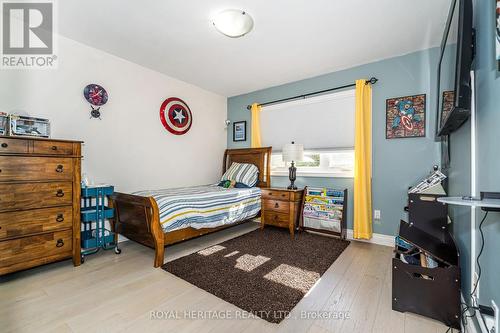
436, 0, 474, 137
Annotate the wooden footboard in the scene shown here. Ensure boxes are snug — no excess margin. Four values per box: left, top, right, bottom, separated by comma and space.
110, 192, 165, 267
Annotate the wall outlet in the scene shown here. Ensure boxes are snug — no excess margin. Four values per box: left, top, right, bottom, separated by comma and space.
374, 210, 381, 220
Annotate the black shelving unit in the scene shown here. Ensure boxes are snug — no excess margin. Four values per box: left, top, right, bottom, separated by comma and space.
392, 193, 461, 330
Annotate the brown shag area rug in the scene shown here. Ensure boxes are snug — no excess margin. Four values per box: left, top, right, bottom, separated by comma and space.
162, 227, 350, 323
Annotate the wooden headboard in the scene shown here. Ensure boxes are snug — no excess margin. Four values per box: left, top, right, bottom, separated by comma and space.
222, 147, 272, 188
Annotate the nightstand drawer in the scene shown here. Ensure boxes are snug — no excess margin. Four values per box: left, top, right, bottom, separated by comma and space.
263, 199, 289, 213
263, 212, 289, 227
262, 189, 290, 201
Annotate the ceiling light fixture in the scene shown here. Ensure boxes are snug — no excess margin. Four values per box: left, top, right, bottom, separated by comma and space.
212, 9, 254, 38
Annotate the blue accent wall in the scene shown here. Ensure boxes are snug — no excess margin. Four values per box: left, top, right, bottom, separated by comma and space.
449, 0, 500, 317
227, 48, 441, 236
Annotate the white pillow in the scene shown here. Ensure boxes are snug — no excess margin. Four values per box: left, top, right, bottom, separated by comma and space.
221, 162, 259, 187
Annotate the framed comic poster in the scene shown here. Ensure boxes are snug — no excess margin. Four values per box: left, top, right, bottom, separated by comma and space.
386, 94, 426, 139
233, 121, 247, 142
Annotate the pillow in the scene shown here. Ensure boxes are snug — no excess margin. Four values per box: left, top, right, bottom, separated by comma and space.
221, 162, 259, 187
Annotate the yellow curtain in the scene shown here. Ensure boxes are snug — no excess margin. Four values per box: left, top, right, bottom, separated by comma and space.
353, 79, 373, 239
250, 103, 262, 148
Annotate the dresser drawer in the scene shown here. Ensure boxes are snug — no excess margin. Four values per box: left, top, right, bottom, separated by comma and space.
263, 212, 290, 227
263, 199, 290, 213
33, 141, 74, 155
0, 229, 72, 274
0, 156, 73, 181
0, 182, 73, 212
0, 207, 72, 240
262, 189, 290, 201
0, 138, 28, 154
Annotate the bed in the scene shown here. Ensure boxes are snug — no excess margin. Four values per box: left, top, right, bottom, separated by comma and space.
110, 147, 272, 267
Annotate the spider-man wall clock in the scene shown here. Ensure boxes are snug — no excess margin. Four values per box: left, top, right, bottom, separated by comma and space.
159, 97, 193, 135
83, 84, 108, 119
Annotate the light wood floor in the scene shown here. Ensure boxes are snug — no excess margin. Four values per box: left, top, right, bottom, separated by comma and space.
0, 222, 447, 333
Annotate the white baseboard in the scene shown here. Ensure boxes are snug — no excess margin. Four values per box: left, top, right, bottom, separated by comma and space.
346, 229, 394, 247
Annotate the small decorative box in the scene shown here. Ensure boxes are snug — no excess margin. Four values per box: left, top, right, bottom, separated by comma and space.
9, 115, 50, 138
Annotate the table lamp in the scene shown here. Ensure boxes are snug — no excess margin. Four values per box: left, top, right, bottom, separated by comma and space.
282, 141, 304, 190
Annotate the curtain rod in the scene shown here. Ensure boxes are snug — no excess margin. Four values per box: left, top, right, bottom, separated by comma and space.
246, 77, 378, 110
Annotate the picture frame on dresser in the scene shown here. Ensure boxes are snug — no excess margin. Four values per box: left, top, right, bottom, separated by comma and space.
0, 136, 83, 275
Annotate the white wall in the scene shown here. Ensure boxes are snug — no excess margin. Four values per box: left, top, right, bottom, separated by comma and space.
0, 36, 228, 192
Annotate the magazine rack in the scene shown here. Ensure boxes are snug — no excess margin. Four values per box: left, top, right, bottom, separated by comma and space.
299, 186, 347, 239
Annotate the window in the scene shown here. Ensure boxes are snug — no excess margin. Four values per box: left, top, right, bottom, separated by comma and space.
260, 89, 355, 151
271, 149, 354, 178
260, 88, 355, 177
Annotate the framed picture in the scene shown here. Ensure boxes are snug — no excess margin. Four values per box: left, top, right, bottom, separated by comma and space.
233, 121, 247, 142
386, 94, 426, 139
497, 0, 500, 70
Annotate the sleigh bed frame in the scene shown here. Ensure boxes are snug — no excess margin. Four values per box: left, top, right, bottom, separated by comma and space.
110, 147, 272, 267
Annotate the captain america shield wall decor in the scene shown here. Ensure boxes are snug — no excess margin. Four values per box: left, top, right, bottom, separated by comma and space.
159, 97, 193, 135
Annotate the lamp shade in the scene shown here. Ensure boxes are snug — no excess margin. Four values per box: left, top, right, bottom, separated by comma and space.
282, 142, 304, 162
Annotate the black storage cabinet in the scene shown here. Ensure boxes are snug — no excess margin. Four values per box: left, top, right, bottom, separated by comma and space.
392, 195, 461, 330
408, 193, 448, 241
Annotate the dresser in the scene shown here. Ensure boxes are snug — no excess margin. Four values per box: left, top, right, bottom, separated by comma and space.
260, 188, 304, 238
0, 136, 82, 275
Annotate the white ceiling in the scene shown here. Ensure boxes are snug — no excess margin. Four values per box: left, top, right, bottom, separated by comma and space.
58, 0, 451, 97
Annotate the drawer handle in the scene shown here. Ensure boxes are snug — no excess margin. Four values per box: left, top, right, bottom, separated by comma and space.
274, 202, 279, 208
268, 192, 273, 196
56, 189, 65, 197
55, 165, 64, 173
56, 214, 64, 222
274, 215, 279, 220
56, 239, 64, 247
1, 143, 7, 148
51, 146, 58, 151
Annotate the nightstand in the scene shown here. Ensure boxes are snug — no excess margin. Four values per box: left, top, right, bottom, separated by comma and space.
260, 188, 304, 238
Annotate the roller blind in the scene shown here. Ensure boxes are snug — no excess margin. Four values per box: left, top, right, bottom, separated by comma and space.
260, 89, 355, 151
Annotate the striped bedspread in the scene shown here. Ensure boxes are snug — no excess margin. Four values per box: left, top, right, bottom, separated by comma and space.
133, 185, 261, 232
